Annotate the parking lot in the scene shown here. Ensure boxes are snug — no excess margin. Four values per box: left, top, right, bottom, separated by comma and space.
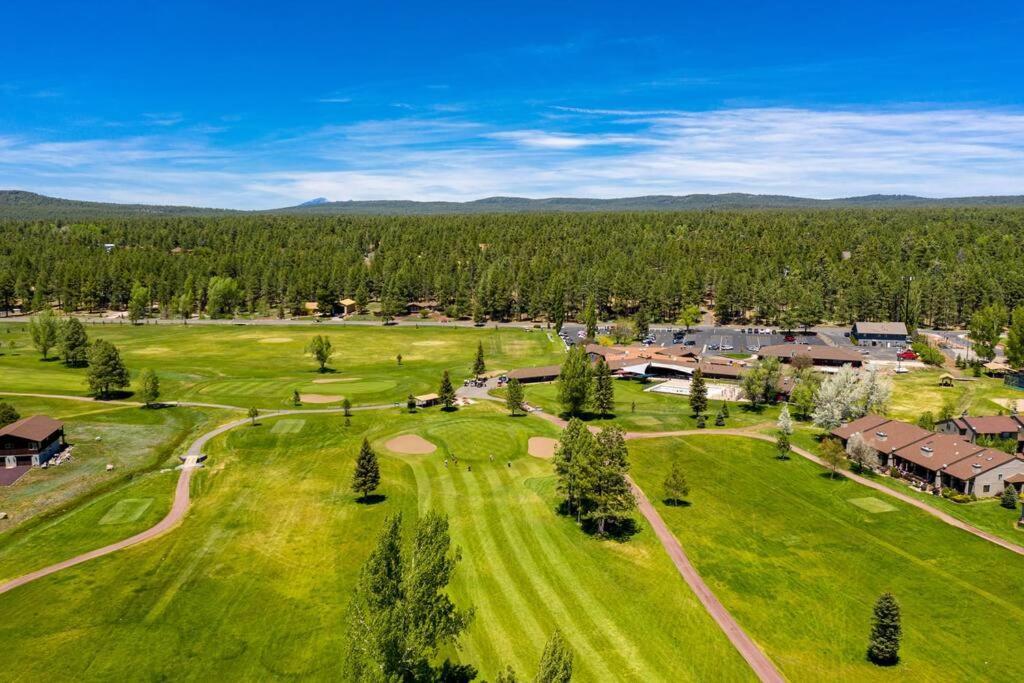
560, 322, 913, 362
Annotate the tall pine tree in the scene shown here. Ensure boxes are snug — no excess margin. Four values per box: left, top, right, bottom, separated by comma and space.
439, 370, 456, 410
592, 357, 614, 418
534, 629, 574, 683
473, 341, 486, 377
689, 369, 708, 417
352, 438, 381, 500
867, 592, 902, 666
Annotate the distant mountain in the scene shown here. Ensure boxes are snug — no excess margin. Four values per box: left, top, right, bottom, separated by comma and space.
3, 189, 1024, 220
0, 190, 234, 220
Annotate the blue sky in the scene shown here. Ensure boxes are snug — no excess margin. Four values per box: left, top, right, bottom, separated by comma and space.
2, 1, 1023, 208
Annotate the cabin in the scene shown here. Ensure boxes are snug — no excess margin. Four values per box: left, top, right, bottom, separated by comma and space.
851, 321, 909, 344
939, 449, 1024, 497
406, 301, 437, 316
1, 415, 65, 468
414, 393, 440, 408
890, 434, 982, 487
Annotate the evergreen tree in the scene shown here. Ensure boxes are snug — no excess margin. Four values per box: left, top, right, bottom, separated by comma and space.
592, 357, 614, 418
663, 460, 690, 505
1000, 484, 1019, 510
407, 394, 417, 412
1006, 306, 1024, 369
138, 368, 160, 406
293, 389, 301, 405
473, 341, 486, 377
29, 309, 59, 359
248, 406, 259, 426
775, 431, 791, 460
58, 317, 89, 366
587, 426, 635, 535
352, 438, 381, 500
344, 512, 472, 681
553, 418, 596, 522
506, 377, 524, 416
867, 593, 902, 666
584, 297, 598, 340
557, 345, 592, 417
0, 401, 20, 428
85, 339, 130, 398
689, 369, 708, 417
495, 665, 519, 683
343, 397, 352, 416
721, 401, 729, 418
714, 408, 725, 426
306, 334, 333, 372
439, 370, 456, 410
534, 630, 573, 683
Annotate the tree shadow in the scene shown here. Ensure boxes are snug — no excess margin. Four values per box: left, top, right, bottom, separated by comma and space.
738, 403, 767, 415
96, 390, 134, 401
38, 357, 60, 363
356, 494, 387, 505
663, 498, 692, 507
315, 367, 339, 374
141, 402, 174, 410
581, 516, 641, 542
819, 471, 848, 482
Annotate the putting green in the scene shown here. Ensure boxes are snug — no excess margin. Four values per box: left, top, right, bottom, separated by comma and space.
270, 419, 306, 434
301, 379, 397, 396
848, 497, 897, 514
99, 498, 154, 526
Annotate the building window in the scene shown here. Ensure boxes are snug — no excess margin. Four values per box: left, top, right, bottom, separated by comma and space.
983, 485, 991, 493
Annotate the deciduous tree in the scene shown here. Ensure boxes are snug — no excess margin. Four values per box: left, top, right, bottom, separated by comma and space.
29, 309, 58, 359
306, 334, 333, 372
138, 368, 160, 406
0, 401, 20, 428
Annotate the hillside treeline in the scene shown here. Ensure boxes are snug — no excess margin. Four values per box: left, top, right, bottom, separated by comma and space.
1, 208, 1022, 327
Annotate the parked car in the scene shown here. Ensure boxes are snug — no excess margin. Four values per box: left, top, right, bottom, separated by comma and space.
897, 350, 918, 360
683, 339, 696, 346
784, 334, 796, 342
707, 344, 720, 351
721, 344, 734, 351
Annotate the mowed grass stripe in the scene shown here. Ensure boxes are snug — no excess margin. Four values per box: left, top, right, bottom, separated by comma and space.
484, 465, 659, 681
415, 457, 513, 674
441, 461, 549, 675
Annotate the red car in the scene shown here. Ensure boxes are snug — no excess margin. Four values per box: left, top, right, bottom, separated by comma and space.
783, 334, 796, 342
897, 350, 918, 360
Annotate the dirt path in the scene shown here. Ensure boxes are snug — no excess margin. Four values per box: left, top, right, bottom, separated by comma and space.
629, 476, 784, 682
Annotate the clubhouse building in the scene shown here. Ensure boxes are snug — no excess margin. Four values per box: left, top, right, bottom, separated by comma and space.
851, 321, 910, 344
832, 414, 1024, 497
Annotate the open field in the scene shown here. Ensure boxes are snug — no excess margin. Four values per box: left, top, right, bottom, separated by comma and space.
888, 368, 1024, 422
0, 404, 750, 681
0, 322, 562, 409
511, 378, 781, 432
629, 435, 1024, 681
0, 395, 224, 533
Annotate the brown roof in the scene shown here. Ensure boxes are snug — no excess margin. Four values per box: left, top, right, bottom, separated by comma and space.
1006, 472, 1024, 484
758, 344, 862, 364
507, 365, 561, 380
942, 449, 1020, 481
962, 415, 1024, 435
856, 419, 932, 456
654, 345, 700, 359
339, 298, 356, 306
697, 356, 747, 378
893, 434, 983, 472
853, 321, 909, 336
831, 414, 890, 441
0, 415, 63, 441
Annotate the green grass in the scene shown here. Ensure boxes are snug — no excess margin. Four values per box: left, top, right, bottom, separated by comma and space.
0, 322, 562, 409
510, 378, 780, 432
0, 404, 750, 681
0, 396, 224, 533
629, 435, 1024, 681
889, 368, 1024, 422
779, 421, 1024, 547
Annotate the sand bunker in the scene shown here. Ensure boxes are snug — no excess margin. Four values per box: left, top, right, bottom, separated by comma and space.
312, 377, 361, 384
257, 337, 294, 344
528, 437, 559, 459
299, 393, 344, 404
386, 434, 437, 454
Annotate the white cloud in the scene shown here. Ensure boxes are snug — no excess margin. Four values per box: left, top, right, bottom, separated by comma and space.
3, 107, 1024, 208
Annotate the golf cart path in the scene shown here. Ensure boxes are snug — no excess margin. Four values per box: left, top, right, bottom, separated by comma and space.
526, 408, 1024, 557
0, 396, 400, 597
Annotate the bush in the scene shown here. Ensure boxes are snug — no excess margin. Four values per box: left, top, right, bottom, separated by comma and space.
695, 415, 706, 429
911, 339, 945, 366
1001, 485, 1019, 510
